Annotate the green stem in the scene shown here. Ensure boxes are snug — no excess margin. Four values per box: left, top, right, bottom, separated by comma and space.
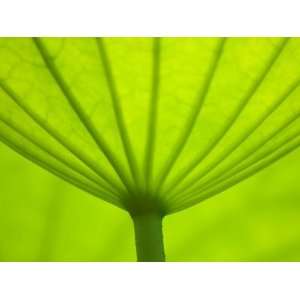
132, 213, 165, 262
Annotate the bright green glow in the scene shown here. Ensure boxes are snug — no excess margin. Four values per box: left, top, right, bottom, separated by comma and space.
0, 37, 300, 261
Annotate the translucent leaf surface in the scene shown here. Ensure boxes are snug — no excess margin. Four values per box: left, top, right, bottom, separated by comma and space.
1, 37, 300, 216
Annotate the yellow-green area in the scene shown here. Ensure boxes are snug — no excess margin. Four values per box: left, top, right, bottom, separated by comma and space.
0, 38, 300, 261
0, 141, 299, 261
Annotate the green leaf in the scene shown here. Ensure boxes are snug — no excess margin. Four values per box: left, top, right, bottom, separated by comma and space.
1, 37, 300, 215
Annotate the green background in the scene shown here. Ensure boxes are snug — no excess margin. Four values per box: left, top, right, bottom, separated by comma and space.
1, 38, 300, 261
0, 141, 299, 261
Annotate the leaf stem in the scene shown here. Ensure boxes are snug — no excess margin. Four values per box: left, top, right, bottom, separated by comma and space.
131, 212, 165, 262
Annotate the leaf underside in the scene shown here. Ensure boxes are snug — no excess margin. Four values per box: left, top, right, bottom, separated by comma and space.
0, 37, 300, 215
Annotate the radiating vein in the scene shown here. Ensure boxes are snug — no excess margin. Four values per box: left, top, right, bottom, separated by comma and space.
173, 85, 300, 198
0, 114, 120, 199
169, 76, 298, 201
0, 133, 122, 207
187, 116, 300, 199
171, 118, 300, 204
32, 37, 132, 194
95, 38, 141, 191
143, 38, 161, 191
164, 38, 290, 198
0, 80, 123, 195
154, 38, 226, 193
169, 133, 300, 213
